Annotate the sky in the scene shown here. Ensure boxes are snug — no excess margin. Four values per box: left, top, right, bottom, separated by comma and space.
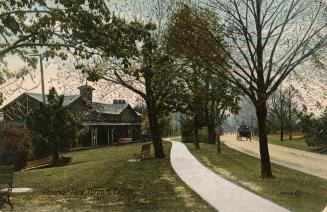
0, 0, 150, 108
1, 54, 141, 107
1, 0, 326, 112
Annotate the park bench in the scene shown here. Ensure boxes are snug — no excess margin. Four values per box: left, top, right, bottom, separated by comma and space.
26, 156, 52, 170
0, 165, 14, 210
134, 143, 152, 160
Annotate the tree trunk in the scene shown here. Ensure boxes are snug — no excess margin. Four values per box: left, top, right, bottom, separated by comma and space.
207, 123, 217, 145
256, 102, 273, 178
52, 140, 60, 163
288, 126, 293, 140
280, 89, 284, 141
192, 113, 200, 149
288, 90, 293, 140
216, 123, 221, 154
145, 72, 165, 158
207, 100, 216, 144
280, 120, 284, 141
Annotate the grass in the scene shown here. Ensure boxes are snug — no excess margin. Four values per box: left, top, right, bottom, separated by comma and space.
253, 134, 312, 152
9, 142, 214, 212
184, 141, 327, 212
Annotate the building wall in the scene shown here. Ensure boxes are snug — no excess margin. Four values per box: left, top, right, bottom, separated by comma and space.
120, 106, 141, 123
2, 94, 40, 124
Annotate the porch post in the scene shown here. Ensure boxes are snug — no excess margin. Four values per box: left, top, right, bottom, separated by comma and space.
91, 128, 98, 147
107, 127, 110, 145
111, 128, 115, 144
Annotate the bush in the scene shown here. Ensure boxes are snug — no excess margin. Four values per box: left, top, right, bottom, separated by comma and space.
300, 109, 327, 152
0, 127, 32, 170
31, 133, 51, 159
77, 128, 90, 147
52, 156, 72, 167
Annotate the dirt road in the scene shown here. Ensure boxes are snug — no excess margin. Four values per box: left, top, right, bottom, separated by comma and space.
222, 135, 327, 180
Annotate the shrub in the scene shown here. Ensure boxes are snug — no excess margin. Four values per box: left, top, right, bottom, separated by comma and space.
30, 133, 51, 159
300, 109, 327, 152
77, 128, 90, 147
0, 127, 32, 170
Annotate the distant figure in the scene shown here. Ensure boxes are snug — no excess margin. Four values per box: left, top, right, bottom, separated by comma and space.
237, 123, 252, 141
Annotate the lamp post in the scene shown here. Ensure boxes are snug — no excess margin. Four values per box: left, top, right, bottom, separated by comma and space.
30, 54, 46, 104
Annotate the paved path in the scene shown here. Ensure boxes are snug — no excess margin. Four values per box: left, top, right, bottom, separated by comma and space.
222, 135, 327, 180
166, 138, 289, 212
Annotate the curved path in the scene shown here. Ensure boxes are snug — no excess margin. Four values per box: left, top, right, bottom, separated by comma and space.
166, 138, 289, 212
222, 135, 327, 180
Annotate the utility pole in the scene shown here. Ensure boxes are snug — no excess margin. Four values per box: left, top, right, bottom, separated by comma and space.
280, 86, 284, 141
288, 74, 293, 140
31, 54, 46, 104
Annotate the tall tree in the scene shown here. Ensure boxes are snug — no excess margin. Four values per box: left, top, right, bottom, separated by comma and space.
27, 87, 79, 163
165, 4, 239, 150
0, 0, 109, 104
73, 20, 179, 157
267, 85, 301, 140
207, 78, 241, 153
169, 1, 326, 177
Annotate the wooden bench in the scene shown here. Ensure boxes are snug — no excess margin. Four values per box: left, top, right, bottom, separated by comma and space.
0, 165, 14, 210
26, 156, 52, 170
119, 137, 133, 144
134, 143, 152, 160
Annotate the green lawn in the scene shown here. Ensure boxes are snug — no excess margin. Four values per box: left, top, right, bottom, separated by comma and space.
10, 142, 214, 211
185, 141, 327, 212
255, 134, 311, 152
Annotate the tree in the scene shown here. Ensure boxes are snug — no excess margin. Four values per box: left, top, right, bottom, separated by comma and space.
72, 19, 179, 158
165, 4, 241, 150
207, 78, 241, 153
299, 107, 327, 153
0, 0, 110, 104
27, 87, 79, 163
170, 1, 326, 177
268, 88, 288, 140
267, 85, 301, 140
0, 126, 32, 170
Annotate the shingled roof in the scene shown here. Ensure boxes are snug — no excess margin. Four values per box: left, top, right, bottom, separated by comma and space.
26, 93, 132, 115
26, 93, 80, 106
90, 102, 129, 114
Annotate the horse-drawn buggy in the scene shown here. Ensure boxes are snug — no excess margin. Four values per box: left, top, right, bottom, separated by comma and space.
237, 123, 252, 141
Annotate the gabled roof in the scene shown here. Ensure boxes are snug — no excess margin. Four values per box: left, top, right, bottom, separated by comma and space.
25, 93, 80, 106
1, 92, 135, 116
90, 102, 129, 114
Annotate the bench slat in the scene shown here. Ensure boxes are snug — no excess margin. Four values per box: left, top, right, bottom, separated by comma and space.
26, 156, 51, 169
134, 144, 151, 160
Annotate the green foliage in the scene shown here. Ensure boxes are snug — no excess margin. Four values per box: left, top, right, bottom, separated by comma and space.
181, 117, 193, 143
0, 126, 32, 170
26, 87, 80, 162
30, 133, 51, 159
0, 0, 109, 105
267, 86, 301, 134
300, 108, 327, 152
141, 111, 173, 136
165, 3, 241, 133
165, 4, 225, 66
77, 128, 91, 147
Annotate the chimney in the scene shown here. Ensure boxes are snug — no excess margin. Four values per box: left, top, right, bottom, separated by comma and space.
78, 85, 95, 104
113, 99, 126, 104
